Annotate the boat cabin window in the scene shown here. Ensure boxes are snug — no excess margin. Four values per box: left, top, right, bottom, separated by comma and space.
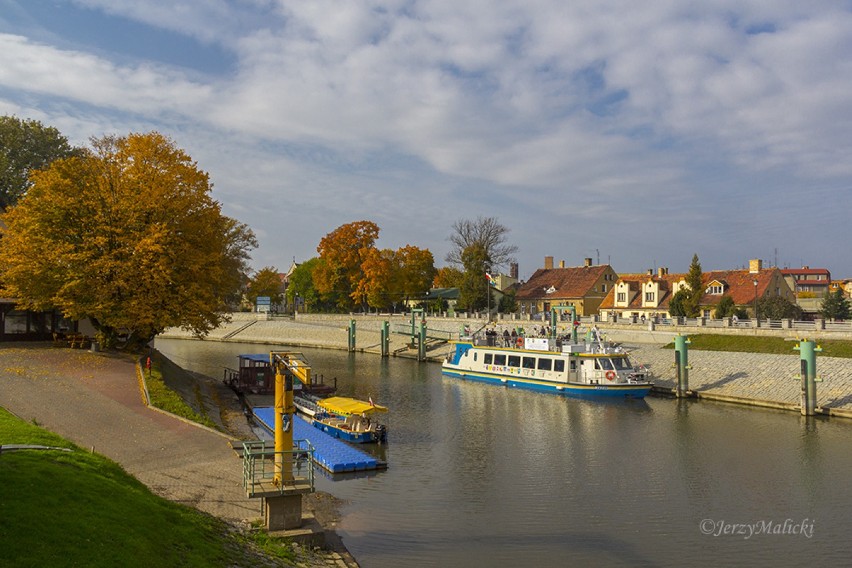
484, 353, 493, 364
537, 358, 552, 371
494, 354, 507, 365
522, 357, 536, 369
598, 358, 614, 370
611, 357, 629, 370
507, 355, 521, 367
569, 360, 576, 371
554, 359, 565, 373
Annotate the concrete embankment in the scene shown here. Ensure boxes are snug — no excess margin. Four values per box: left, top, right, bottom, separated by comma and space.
159, 313, 852, 419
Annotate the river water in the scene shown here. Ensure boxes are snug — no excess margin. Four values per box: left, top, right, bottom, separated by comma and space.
154, 338, 852, 567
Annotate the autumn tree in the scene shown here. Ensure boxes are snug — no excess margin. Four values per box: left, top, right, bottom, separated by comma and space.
247, 267, 283, 308
355, 248, 397, 311
395, 245, 436, 306
433, 266, 464, 289
313, 220, 380, 311
0, 132, 257, 349
0, 115, 79, 210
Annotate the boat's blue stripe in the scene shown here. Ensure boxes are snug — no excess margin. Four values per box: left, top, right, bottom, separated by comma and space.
441, 369, 651, 398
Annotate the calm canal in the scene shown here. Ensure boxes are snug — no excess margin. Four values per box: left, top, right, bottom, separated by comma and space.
154, 338, 852, 567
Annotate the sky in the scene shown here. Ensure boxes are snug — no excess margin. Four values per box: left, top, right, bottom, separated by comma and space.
1, 1, 851, 280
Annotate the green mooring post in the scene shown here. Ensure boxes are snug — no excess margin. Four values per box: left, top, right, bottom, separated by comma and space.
348, 319, 356, 352
418, 320, 427, 361
674, 334, 690, 398
794, 339, 822, 416
381, 321, 390, 358
550, 308, 558, 340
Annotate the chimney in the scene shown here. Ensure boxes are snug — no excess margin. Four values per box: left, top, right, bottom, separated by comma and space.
647, 269, 654, 276
584, 258, 593, 267
544, 256, 554, 270
657, 267, 668, 277
749, 259, 763, 274
559, 260, 565, 268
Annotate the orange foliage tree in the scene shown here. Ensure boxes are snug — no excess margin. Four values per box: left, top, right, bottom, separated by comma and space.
313, 221, 380, 311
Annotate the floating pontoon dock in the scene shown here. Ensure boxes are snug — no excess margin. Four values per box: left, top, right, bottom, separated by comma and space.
252, 407, 387, 474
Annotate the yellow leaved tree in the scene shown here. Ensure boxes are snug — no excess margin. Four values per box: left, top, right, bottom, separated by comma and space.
0, 132, 256, 349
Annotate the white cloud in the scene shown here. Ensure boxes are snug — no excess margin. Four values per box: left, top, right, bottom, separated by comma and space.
3, 0, 852, 273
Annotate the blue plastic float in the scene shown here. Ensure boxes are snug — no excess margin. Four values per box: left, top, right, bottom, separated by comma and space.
252, 407, 382, 473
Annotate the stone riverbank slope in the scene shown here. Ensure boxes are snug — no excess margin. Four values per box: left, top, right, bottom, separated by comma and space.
159, 313, 852, 418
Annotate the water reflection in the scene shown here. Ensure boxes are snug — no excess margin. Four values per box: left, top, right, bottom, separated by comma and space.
154, 339, 852, 567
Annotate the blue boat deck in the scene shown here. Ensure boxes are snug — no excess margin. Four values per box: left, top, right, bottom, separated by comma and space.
252, 407, 386, 474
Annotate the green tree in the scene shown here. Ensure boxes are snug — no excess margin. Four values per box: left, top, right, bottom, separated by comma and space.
247, 267, 283, 307
498, 289, 518, 313
0, 132, 256, 349
669, 289, 689, 317
758, 295, 803, 320
0, 115, 79, 210
820, 289, 851, 321
683, 254, 703, 317
457, 243, 490, 312
313, 220, 380, 311
714, 295, 735, 319
286, 258, 321, 312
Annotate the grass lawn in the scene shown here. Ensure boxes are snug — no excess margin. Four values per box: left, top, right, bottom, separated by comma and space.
0, 407, 291, 567
664, 334, 852, 358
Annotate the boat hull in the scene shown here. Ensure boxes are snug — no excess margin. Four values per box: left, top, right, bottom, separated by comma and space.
441, 367, 652, 399
312, 420, 377, 443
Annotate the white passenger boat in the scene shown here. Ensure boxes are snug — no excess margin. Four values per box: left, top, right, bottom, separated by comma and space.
442, 328, 653, 399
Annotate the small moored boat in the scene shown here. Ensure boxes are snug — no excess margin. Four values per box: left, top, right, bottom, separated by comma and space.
295, 395, 388, 443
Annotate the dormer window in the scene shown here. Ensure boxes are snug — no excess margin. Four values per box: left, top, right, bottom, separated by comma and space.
545, 285, 556, 294
706, 284, 724, 295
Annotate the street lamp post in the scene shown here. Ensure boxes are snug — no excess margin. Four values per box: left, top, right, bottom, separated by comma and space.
753, 279, 758, 326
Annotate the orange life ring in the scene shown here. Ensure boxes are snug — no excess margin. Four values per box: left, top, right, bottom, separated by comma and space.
516, 337, 523, 348
605, 370, 616, 381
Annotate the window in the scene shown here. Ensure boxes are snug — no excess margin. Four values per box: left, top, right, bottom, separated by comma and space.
522, 357, 536, 369
569, 360, 576, 371
555, 360, 565, 373
617, 292, 626, 303
707, 284, 723, 294
507, 355, 521, 367
645, 292, 655, 302
601, 284, 607, 292
484, 353, 493, 364
537, 358, 552, 371
494, 354, 506, 365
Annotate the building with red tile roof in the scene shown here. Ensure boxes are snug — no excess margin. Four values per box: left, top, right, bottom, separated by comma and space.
515, 257, 618, 317
598, 259, 794, 319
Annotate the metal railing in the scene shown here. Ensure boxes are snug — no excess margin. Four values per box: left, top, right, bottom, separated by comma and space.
242, 439, 315, 498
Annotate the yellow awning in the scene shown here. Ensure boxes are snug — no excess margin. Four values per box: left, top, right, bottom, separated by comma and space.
318, 396, 388, 416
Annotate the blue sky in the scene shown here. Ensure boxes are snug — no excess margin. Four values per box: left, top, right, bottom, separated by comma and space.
2, 1, 852, 280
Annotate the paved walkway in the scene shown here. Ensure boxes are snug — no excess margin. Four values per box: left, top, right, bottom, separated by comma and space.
0, 345, 259, 523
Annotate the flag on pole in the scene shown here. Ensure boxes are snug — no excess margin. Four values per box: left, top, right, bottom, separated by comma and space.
485, 272, 497, 287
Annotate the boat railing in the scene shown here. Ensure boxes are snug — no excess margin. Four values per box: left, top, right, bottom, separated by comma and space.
242, 439, 315, 498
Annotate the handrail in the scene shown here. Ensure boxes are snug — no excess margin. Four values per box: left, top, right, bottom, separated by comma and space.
242, 439, 315, 498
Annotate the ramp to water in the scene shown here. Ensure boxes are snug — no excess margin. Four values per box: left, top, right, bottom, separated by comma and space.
252, 407, 384, 473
